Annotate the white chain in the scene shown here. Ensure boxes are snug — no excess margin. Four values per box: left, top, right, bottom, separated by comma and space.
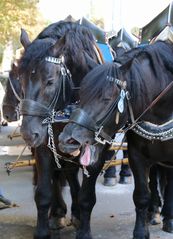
47, 123, 61, 168
44, 110, 62, 168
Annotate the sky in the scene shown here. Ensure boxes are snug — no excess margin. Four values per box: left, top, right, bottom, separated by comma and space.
38, 0, 172, 32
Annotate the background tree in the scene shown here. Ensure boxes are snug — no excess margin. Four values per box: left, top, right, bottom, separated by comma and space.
0, 0, 46, 63
91, 17, 104, 29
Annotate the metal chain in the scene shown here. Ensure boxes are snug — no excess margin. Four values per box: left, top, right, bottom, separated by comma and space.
47, 123, 61, 168
43, 110, 82, 169
44, 110, 62, 168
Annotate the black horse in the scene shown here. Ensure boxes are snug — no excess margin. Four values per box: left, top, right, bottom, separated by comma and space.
2, 63, 21, 122
17, 20, 103, 239
2, 62, 80, 231
58, 40, 173, 239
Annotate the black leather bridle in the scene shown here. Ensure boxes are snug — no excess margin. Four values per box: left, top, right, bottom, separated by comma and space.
19, 56, 72, 119
68, 73, 173, 145
69, 77, 130, 145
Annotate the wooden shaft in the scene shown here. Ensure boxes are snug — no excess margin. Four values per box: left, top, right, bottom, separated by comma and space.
103, 158, 129, 170
7, 159, 36, 168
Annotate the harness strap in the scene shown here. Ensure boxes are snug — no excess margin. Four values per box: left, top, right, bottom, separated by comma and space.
157, 162, 173, 169
8, 77, 21, 102
93, 44, 104, 64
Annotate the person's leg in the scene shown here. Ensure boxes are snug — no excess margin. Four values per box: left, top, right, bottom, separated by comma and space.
119, 149, 132, 184
103, 150, 117, 186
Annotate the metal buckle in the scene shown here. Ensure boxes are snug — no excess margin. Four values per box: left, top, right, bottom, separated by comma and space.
126, 91, 131, 100
61, 67, 66, 76
95, 126, 111, 145
42, 110, 56, 124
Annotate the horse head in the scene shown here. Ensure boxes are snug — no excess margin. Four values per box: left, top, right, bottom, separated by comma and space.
2, 63, 21, 122
58, 63, 129, 166
18, 22, 100, 147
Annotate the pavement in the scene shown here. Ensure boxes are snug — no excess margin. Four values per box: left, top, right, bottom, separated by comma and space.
0, 122, 172, 239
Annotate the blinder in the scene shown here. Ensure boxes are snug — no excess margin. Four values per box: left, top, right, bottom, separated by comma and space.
69, 108, 98, 132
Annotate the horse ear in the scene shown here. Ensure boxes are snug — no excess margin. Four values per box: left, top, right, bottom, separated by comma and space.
11, 63, 17, 72
20, 28, 31, 49
10, 63, 19, 79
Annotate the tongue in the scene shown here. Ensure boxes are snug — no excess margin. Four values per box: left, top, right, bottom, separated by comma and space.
80, 144, 91, 166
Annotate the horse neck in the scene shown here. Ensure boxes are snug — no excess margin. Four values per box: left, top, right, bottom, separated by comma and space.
125, 60, 173, 124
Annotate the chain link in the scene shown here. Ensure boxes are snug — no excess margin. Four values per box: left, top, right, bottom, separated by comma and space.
44, 110, 62, 168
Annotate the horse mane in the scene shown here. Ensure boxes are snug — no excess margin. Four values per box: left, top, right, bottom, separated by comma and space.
119, 40, 173, 87
48, 24, 100, 69
80, 63, 118, 105
114, 46, 144, 65
36, 21, 77, 40
18, 38, 55, 72
80, 46, 145, 105
18, 21, 76, 71
18, 21, 98, 73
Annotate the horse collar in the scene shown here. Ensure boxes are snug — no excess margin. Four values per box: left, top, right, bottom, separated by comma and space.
132, 120, 173, 141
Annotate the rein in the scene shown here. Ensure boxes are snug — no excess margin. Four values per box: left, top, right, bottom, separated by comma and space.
130, 80, 173, 126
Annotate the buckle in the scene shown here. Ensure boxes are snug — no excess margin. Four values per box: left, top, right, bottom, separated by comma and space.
95, 126, 112, 145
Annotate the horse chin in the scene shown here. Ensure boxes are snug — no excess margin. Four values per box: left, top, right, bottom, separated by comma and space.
58, 141, 81, 155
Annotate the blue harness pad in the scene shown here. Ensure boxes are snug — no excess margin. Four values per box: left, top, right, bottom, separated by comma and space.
54, 104, 78, 123
54, 112, 70, 123
97, 43, 114, 62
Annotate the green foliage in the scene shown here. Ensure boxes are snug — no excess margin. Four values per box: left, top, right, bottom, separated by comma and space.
91, 17, 104, 29
0, 0, 46, 49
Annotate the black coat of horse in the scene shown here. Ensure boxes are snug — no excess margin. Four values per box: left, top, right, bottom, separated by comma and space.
2, 64, 21, 122
2, 63, 81, 231
58, 40, 173, 239
17, 20, 103, 239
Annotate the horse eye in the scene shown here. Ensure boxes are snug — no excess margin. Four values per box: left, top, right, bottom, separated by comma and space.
46, 79, 54, 86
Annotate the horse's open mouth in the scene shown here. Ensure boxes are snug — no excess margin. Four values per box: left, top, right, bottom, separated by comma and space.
58, 138, 81, 155
79, 144, 94, 166
72, 143, 96, 167
60, 138, 96, 166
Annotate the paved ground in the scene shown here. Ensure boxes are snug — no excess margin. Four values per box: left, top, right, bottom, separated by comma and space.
0, 123, 172, 239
